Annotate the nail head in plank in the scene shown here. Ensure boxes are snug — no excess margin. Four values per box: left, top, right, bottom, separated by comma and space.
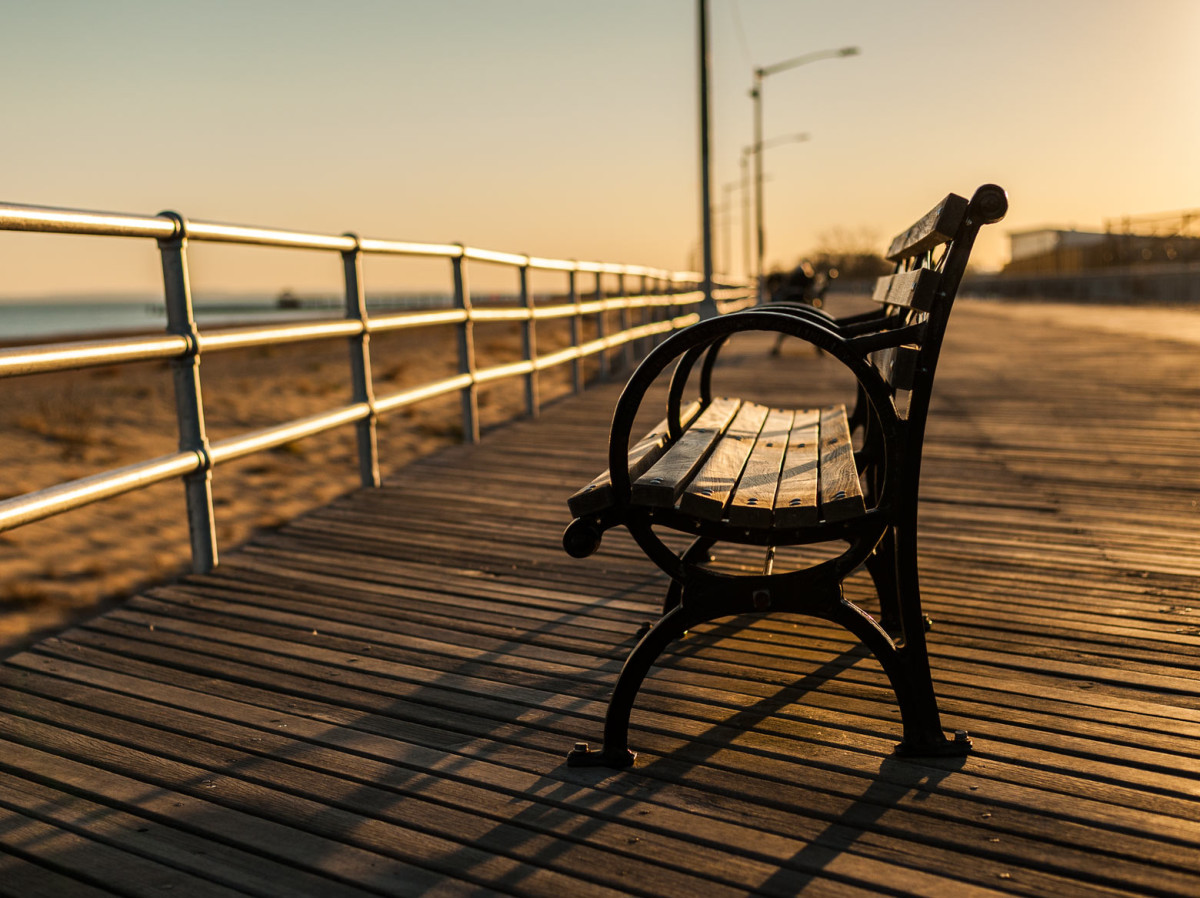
680, 402, 771, 521
726, 408, 795, 528
772, 408, 821, 529
567, 400, 701, 516
818, 406, 866, 521
632, 398, 741, 507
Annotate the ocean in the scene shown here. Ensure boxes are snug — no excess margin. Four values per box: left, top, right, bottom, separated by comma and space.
0, 294, 456, 342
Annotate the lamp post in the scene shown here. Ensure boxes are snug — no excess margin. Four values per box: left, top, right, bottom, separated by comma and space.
751, 46, 858, 299
698, 0, 715, 315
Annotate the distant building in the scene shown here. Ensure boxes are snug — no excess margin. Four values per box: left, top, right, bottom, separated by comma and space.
973, 209, 1200, 302
1005, 210, 1200, 274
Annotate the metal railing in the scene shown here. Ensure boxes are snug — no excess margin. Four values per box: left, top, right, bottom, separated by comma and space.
0, 201, 753, 573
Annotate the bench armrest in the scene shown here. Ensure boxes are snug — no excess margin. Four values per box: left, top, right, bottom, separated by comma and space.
762, 302, 892, 335
605, 310, 902, 506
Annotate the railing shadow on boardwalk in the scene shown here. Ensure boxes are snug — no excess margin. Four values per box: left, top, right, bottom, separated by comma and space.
7, 477, 933, 892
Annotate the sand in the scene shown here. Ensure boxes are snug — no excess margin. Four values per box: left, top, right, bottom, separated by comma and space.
0, 317, 578, 655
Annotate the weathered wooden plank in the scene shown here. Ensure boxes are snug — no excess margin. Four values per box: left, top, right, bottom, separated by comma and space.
0, 669, 899, 898
726, 408, 795, 527
771, 408, 821, 528
21, 602, 1200, 893
11, 653, 1190, 897
870, 267, 941, 311
567, 400, 701, 516
632, 398, 741, 506
16, 624, 1200, 897
0, 852, 115, 898
3, 309, 1200, 898
0, 769, 373, 898
885, 192, 969, 261
40, 593, 1200, 811
0, 800, 248, 898
818, 406, 866, 521
679, 401, 770, 520
871, 344, 922, 391
0, 713, 634, 898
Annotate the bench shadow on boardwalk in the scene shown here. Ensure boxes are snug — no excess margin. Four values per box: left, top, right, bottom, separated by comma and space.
2, 300, 1199, 897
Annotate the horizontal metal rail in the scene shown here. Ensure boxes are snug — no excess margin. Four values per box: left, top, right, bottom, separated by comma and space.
0, 451, 201, 532
0, 201, 699, 282
0, 334, 191, 378
0, 198, 753, 573
208, 404, 372, 465
374, 374, 476, 416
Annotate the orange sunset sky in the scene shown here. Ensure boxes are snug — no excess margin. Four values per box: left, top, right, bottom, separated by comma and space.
1, 0, 1198, 298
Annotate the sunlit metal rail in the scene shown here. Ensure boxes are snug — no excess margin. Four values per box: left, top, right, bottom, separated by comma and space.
0, 201, 754, 573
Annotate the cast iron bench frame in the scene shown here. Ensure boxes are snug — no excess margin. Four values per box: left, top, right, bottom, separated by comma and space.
563, 185, 1008, 768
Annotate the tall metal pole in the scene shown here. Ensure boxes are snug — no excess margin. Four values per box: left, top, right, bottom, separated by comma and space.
698, 0, 716, 316
751, 72, 764, 301
750, 46, 858, 303
741, 150, 751, 281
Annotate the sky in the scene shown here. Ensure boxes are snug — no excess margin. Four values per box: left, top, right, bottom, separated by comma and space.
1, 0, 1198, 298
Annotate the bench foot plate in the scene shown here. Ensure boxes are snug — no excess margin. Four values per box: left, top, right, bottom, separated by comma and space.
567, 742, 636, 769
893, 729, 972, 758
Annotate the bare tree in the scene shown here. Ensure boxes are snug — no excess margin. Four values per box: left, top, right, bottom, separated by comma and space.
808, 226, 892, 279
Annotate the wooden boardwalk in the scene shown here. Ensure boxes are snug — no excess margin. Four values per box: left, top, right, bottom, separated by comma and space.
2, 301, 1199, 897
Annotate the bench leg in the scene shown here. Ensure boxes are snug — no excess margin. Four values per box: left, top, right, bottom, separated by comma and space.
866, 529, 902, 634
637, 537, 713, 637
568, 604, 693, 769
667, 537, 715, 614
828, 597, 968, 757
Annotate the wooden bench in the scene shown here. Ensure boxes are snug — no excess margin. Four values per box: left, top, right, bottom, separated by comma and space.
563, 184, 1009, 768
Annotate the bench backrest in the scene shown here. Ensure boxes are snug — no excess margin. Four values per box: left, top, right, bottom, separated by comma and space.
868, 185, 1007, 399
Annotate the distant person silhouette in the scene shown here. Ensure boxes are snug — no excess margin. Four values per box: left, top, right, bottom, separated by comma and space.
768, 261, 816, 355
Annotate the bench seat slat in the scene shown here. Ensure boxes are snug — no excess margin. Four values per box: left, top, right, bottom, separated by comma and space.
817, 407, 866, 521
726, 408, 795, 528
771, 409, 821, 528
632, 398, 741, 507
679, 402, 770, 520
566, 400, 701, 516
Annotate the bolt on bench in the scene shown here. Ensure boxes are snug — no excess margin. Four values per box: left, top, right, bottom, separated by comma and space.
563, 185, 1008, 768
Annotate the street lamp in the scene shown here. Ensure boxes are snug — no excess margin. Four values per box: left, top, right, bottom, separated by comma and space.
751, 46, 858, 299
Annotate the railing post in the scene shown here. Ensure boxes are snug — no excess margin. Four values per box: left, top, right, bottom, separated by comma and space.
671, 277, 682, 330
618, 272, 632, 370
520, 259, 539, 417
342, 234, 380, 487
569, 267, 583, 393
157, 212, 218, 573
656, 276, 670, 347
638, 273, 653, 356
452, 250, 480, 443
595, 272, 608, 379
